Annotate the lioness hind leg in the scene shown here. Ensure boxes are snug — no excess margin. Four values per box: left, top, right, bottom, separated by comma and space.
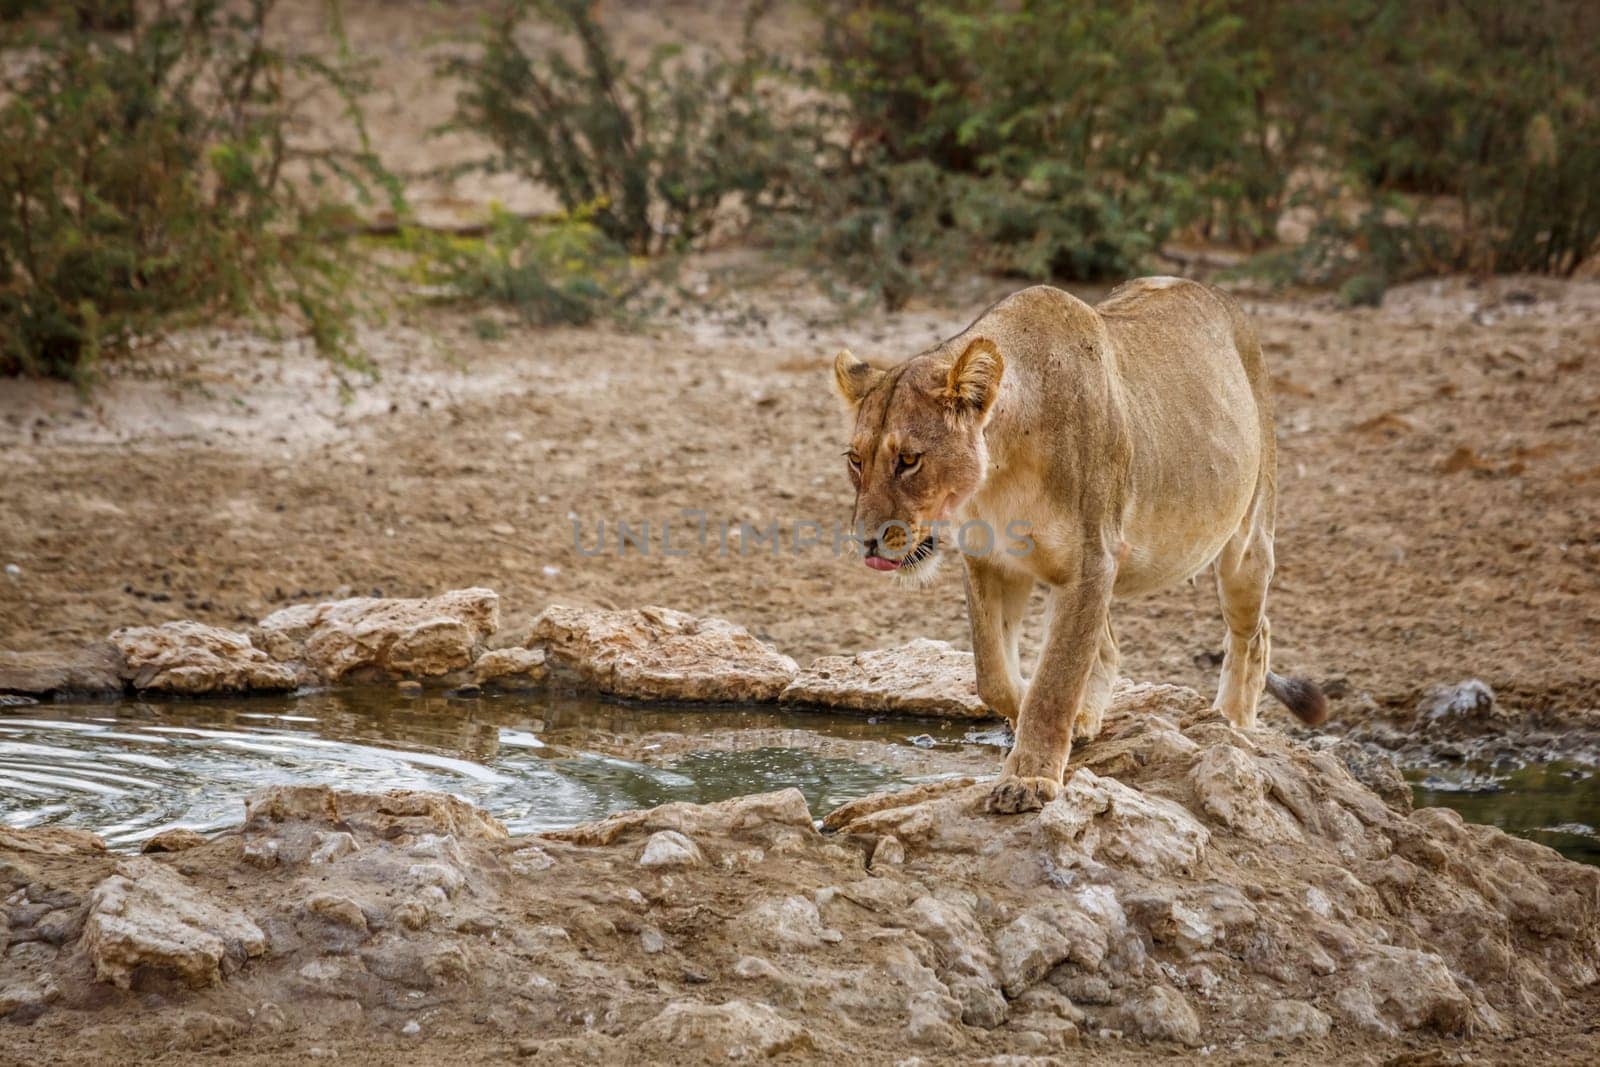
1212, 508, 1275, 730
1074, 618, 1119, 743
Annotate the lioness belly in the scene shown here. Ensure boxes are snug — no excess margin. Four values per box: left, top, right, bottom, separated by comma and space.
1113, 366, 1262, 597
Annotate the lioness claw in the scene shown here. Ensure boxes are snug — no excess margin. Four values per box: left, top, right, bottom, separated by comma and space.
984, 776, 1061, 814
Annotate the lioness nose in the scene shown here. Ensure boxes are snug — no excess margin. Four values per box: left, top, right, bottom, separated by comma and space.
862, 537, 879, 557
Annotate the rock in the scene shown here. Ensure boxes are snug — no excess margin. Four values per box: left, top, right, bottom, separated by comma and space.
1257, 998, 1332, 1041
0, 976, 58, 1020
1414, 679, 1515, 735
870, 835, 906, 868
0, 642, 125, 698
1188, 744, 1302, 843
244, 785, 506, 844
6, 682, 1600, 1060
1121, 985, 1201, 1046
637, 999, 814, 1059
739, 895, 843, 950
141, 828, 207, 854
1040, 768, 1209, 876
545, 788, 814, 847
780, 639, 990, 718
83, 859, 266, 989
306, 893, 369, 932
309, 831, 359, 865
108, 622, 296, 694
994, 902, 1109, 997
257, 588, 499, 683
0, 825, 106, 856
905, 988, 963, 1047
527, 605, 797, 702
639, 830, 703, 869
473, 646, 548, 689
1332, 741, 1413, 813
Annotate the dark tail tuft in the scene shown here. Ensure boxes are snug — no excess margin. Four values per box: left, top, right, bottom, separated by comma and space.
1265, 672, 1328, 726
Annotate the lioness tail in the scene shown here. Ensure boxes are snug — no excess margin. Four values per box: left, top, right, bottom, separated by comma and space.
1265, 672, 1328, 726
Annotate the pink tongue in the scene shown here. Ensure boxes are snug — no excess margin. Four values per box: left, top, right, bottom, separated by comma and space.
865, 556, 901, 572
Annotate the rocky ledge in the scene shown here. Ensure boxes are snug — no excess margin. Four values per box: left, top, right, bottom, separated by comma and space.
2, 684, 1596, 1062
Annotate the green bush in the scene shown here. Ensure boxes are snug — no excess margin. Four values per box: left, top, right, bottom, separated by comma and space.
451, 0, 806, 258
407, 206, 638, 327
0, 0, 394, 383
787, 1, 1279, 300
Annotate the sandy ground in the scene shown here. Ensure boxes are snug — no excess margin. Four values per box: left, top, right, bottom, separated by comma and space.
2, 267, 1597, 733
6, 0, 1595, 728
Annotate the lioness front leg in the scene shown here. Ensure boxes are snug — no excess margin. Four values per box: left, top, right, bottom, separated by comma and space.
987, 558, 1115, 814
964, 556, 1033, 727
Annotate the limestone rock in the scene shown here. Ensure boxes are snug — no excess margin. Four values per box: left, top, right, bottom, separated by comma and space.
545, 787, 814, 848
109, 622, 296, 694
637, 999, 814, 1060
473, 646, 548, 690
1257, 998, 1332, 1041
84, 859, 266, 989
1414, 679, 1516, 735
527, 605, 797, 702
5, 682, 1600, 1060
1121, 985, 1201, 1046
141, 828, 207, 854
1040, 768, 1209, 876
243, 785, 507, 845
639, 830, 703, 869
256, 588, 499, 683
1188, 744, 1303, 843
0, 642, 124, 698
780, 639, 990, 718
0, 825, 106, 856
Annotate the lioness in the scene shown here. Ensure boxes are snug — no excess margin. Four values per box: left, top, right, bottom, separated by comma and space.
833, 279, 1326, 813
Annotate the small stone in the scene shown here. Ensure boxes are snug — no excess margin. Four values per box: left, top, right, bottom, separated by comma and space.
141, 828, 207, 854
640, 927, 666, 954
1259, 998, 1332, 1041
871, 835, 906, 869
310, 831, 358, 865
397, 680, 423, 695
402, 1019, 421, 1037
639, 830, 703, 869
305, 893, 368, 932
638, 1000, 814, 1059
474, 646, 548, 689
1121, 985, 1202, 1047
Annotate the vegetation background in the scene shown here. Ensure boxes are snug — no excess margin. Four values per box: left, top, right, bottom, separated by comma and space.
3, 0, 1597, 381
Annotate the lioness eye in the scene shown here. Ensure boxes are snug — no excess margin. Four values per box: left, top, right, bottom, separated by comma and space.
845, 451, 861, 472
896, 453, 920, 475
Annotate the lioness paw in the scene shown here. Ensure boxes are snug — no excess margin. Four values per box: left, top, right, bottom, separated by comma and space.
984, 775, 1061, 815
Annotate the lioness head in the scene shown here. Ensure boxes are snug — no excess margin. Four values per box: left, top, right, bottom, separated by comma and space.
832, 337, 1004, 583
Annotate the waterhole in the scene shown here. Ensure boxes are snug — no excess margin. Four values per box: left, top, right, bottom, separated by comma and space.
0, 691, 1000, 850
3, 694, 1595, 864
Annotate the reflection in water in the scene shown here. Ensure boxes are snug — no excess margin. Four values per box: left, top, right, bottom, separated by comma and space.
1408, 761, 1600, 866
0, 690, 987, 850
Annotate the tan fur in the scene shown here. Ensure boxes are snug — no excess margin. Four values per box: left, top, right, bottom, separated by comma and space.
834, 280, 1315, 814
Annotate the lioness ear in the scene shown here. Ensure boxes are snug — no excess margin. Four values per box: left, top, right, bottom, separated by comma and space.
833, 348, 882, 410
944, 338, 1004, 421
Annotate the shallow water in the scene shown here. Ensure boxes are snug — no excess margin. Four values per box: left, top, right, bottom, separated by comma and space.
1408, 760, 1600, 866
0, 691, 993, 850
3, 694, 1596, 865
